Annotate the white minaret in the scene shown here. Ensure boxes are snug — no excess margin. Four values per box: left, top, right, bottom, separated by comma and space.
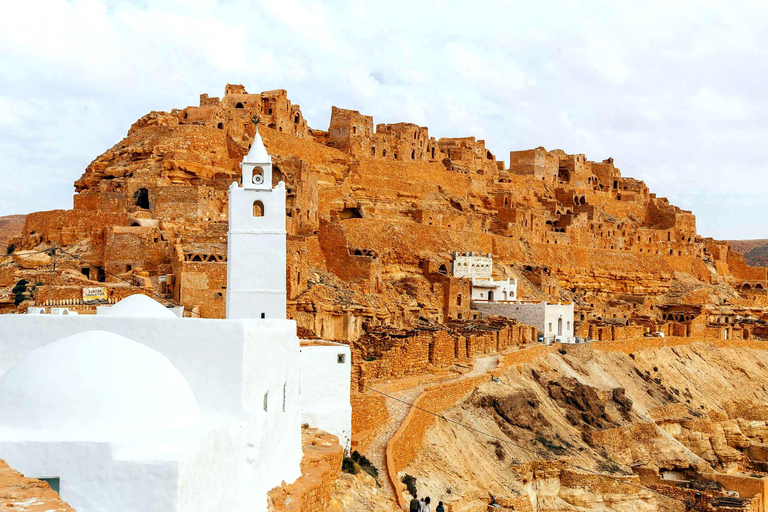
226, 125, 287, 319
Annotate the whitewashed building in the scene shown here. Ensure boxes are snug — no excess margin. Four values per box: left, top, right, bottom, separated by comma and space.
451, 251, 517, 303
474, 301, 575, 343
0, 127, 351, 512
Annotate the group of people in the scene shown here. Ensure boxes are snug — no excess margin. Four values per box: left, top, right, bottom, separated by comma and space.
409, 495, 445, 512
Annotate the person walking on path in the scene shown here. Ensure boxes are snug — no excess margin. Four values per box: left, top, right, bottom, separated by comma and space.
422, 497, 432, 512
409, 494, 420, 512
435, 501, 445, 512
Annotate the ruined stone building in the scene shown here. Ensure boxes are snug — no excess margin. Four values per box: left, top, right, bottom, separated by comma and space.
2, 84, 767, 345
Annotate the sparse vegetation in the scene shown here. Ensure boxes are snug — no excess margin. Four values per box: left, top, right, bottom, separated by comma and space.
535, 433, 568, 455
401, 474, 417, 497
596, 459, 622, 474
350, 450, 379, 482
12, 279, 28, 306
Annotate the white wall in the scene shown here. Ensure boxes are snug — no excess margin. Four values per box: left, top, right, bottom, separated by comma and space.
471, 278, 517, 302
473, 301, 575, 342
0, 316, 303, 512
299, 343, 352, 451
451, 253, 493, 279
227, 181, 288, 321
543, 303, 575, 342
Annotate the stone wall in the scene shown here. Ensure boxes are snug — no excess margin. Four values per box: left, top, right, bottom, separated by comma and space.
268, 428, 344, 512
350, 391, 389, 451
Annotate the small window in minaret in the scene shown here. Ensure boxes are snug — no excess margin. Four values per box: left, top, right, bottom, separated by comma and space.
352, 126, 357, 134
252, 167, 264, 185
337, 354, 346, 364
282, 383, 286, 412
253, 201, 265, 217
263, 392, 268, 412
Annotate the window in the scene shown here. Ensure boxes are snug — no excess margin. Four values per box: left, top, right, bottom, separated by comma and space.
282, 383, 286, 412
217, 122, 224, 129
39, 478, 59, 494
253, 201, 265, 217
457, 294, 462, 306
260, 312, 266, 319
134, 188, 149, 209
352, 126, 357, 134
251, 166, 264, 185
567, 321, 571, 331
263, 392, 269, 412
235, 102, 244, 109
337, 353, 346, 364
548, 322, 553, 332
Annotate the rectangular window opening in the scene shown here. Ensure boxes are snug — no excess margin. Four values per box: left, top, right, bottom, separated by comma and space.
337, 353, 346, 364
39, 477, 60, 494
263, 392, 268, 412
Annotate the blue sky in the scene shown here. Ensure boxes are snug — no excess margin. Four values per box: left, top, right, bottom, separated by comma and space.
1, 0, 767, 239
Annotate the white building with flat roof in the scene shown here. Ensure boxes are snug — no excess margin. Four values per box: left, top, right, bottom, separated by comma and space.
451, 252, 518, 303
473, 301, 575, 343
0, 127, 351, 512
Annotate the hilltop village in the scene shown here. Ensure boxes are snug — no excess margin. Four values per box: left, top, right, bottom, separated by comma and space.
3, 86, 768, 511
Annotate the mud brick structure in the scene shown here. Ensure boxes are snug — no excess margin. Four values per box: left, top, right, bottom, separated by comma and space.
2, 83, 768, 355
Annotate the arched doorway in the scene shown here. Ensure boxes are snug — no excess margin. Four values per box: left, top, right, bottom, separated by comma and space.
557, 318, 563, 336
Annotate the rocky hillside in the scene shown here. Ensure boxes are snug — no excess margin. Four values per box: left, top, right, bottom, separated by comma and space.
399, 341, 768, 511
728, 239, 768, 267
4, 84, 767, 342
0, 215, 25, 252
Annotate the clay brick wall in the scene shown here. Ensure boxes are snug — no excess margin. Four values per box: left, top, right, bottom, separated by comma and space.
268, 429, 344, 512
350, 391, 389, 435
386, 374, 488, 508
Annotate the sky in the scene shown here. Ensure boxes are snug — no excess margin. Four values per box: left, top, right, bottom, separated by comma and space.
1, 0, 767, 239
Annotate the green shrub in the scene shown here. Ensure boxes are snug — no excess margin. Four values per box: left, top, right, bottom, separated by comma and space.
12, 279, 28, 306
341, 456, 360, 475
351, 450, 379, 479
401, 474, 417, 498
535, 434, 567, 455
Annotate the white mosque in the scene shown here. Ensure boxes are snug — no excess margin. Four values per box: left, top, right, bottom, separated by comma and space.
0, 128, 352, 512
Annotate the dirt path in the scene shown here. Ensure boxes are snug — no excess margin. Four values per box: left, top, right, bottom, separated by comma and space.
362, 353, 502, 497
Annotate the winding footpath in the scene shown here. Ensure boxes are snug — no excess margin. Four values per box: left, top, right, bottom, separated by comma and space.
363, 354, 501, 497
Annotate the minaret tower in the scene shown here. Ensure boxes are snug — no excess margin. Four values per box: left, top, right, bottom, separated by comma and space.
226, 120, 287, 319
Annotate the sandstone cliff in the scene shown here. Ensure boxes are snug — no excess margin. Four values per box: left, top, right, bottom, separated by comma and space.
3, 84, 767, 344
397, 341, 768, 511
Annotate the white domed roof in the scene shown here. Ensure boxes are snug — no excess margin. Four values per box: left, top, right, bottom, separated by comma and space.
101, 294, 177, 319
0, 331, 199, 438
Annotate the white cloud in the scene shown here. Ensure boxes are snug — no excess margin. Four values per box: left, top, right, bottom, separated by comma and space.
2, 0, 768, 238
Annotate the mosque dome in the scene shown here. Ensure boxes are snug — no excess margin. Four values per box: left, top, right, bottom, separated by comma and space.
0, 331, 200, 438
100, 294, 178, 319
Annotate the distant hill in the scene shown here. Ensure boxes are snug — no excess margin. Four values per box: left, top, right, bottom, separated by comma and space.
0, 215, 26, 253
728, 239, 768, 267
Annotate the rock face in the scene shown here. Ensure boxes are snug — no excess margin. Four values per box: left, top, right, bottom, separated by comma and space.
400, 342, 768, 511
729, 239, 768, 268
3, 84, 768, 343
0, 459, 74, 512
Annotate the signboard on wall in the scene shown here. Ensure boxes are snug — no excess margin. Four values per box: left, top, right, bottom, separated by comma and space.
82, 287, 107, 304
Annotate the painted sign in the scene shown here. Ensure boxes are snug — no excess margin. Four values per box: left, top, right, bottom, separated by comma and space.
82, 287, 107, 304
